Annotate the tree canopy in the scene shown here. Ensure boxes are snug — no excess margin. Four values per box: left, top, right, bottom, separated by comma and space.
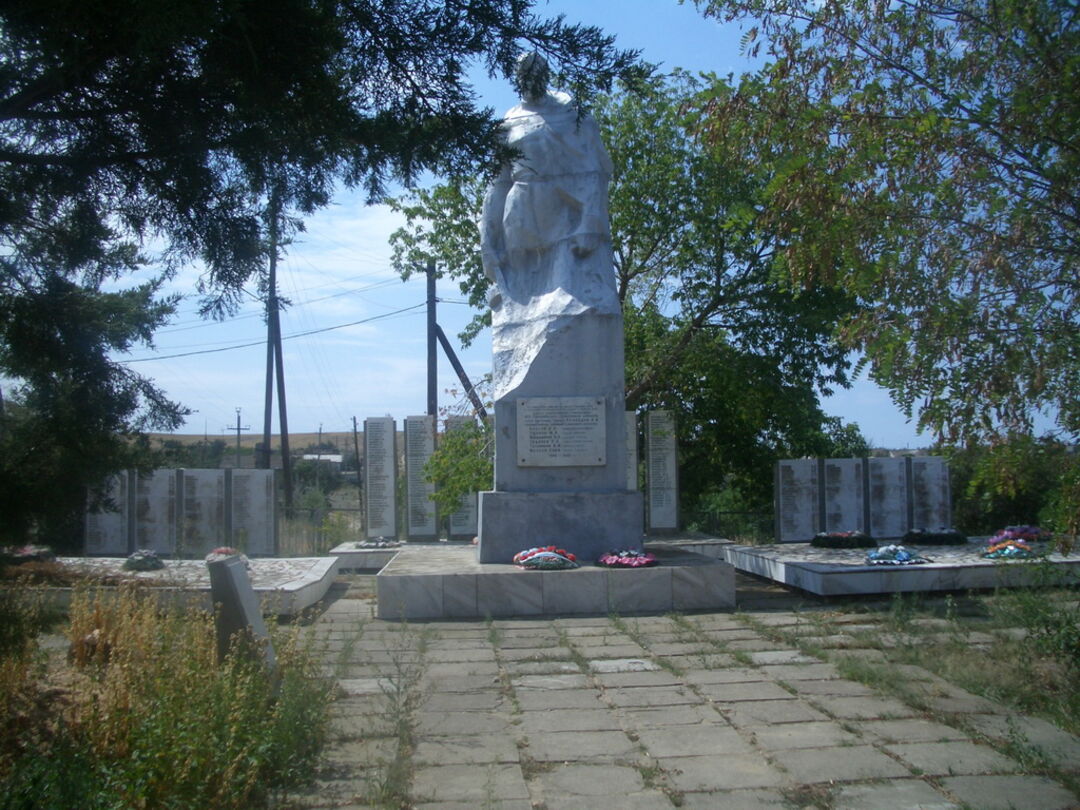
694, 0, 1079, 444
389, 73, 865, 510
0, 0, 642, 543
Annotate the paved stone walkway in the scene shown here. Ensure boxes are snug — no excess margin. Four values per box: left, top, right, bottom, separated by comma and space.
291, 578, 1080, 809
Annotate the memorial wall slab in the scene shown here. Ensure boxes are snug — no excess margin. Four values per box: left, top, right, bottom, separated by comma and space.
179, 469, 225, 556
912, 456, 951, 530
364, 416, 397, 539
646, 410, 678, 531
85, 473, 130, 555
230, 470, 277, 555
868, 457, 908, 539
776, 459, 820, 542
405, 415, 437, 539
445, 415, 479, 537
134, 469, 177, 553
823, 458, 865, 534
625, 411, 638, 491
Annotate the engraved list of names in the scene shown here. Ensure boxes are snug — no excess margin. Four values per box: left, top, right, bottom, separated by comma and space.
517, 397, 606, 467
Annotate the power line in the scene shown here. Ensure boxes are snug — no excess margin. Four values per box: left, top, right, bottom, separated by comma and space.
120, 303, 425, 363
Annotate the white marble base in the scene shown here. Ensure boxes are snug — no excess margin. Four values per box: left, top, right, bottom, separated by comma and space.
376, 544, 734, 620
329, 543, 402, 571
53, 556, 339, 617
477, 490, 644, 563
724, 542, 1080, 596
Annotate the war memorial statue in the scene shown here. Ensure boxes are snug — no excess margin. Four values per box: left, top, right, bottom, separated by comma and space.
477, 52, 644, 563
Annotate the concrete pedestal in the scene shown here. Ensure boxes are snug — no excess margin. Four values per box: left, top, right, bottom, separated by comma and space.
478, 490, 643, 563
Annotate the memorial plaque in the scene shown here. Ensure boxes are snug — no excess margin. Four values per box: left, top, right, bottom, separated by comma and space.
823, 458, 865, 534
625, 411, 638, 491
133, 469, 177, 553
517, 397, 606, 467
912, 456, 951, 530
364, 416, 397, 539
646, 410, 678, 530
404, 415, 437, 539
868, 457, 908, 539
85, 473, 130, 555
776, 459, 819, 542
230, 469, 277, 555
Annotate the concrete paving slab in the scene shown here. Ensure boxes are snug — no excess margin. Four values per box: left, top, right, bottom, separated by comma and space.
679, 788, 790, 809
937, 774, 1079, 810
421, 690, 506, 712
854, 718, 970, 744
502, 660, 582, 676
533, 763, 645, 796
697, 681, 796, 702
662, 753, 785, 791
747, 649, 819, 665
884, 740, 1021, 775
808, 694, 921, 720
411, 763, 530, 804
542, 791, 674, 810
520, 708, 622, 733
588, 657, 659, 673
515, 689, 607, 711
831, 779, 960, 809
662, 653, 738, 670
747, 720, 860, 750
591, 669, 682, 688
413, 733, 521, 765
679, 666, 768, 685
964, 713, 1080, 770
723, 699, 831, 727
604, 685, 702, 708
415, 711, 516, 736
524, 729, 639, 762
618, 705, 723, 727
784, 679, 878, 697
636, 724, 755, 757
770, 745, 912, 783
511, 673, 590, 690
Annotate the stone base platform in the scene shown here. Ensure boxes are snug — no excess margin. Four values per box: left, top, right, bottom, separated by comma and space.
724, 541, 1080, 596
477, 490, 644, 563
53, 556, 339, 617
330, 543, 405, 571
376, 544, 734, 620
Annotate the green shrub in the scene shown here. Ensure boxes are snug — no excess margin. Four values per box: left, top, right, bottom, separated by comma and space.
0, 585, 334, 808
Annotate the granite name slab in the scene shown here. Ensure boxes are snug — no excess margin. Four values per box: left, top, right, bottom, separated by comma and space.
364, 416, 397, 539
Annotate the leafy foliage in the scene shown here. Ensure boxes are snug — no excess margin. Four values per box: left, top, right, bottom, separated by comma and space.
694, 0, 1080, 444
424, 417, 493, 521
0, 0, 643, 543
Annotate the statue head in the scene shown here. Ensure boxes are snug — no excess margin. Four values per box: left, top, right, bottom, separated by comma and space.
514, 51, 550, 103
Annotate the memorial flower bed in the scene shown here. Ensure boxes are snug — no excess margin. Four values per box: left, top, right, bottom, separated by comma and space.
512, 546, 578, 570
981, 526, 1050, 560
123, 549, 165, 571
597, 549, 657, 568
865, 544, 932, 565
811, 531, 875, 549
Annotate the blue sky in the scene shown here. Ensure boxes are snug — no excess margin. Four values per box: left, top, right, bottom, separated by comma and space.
122, 0, 929, 449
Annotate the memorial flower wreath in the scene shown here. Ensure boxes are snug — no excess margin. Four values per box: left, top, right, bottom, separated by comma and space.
865, 544, 932, 565
513, 546, 578, 570
982, 526, 1048, 560
597, 549, 657, 568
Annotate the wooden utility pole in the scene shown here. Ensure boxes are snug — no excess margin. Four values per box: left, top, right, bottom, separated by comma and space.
262, 185, 293, 512
225, 408, 250, 468
426, 260, 438, 417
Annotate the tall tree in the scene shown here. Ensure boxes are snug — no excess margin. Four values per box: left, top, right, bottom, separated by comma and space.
0, 0, 641, 543
389, 74, 863, 509
694, 0, 1079, 444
